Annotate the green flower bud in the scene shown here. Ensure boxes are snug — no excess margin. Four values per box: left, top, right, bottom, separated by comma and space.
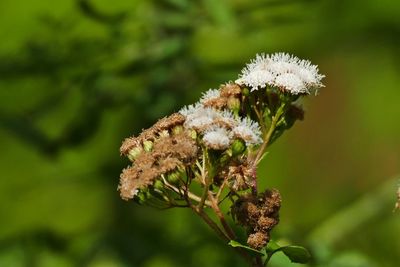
242, 87, 250, 96
227, 97, 241, 113
127, 146, 142, 161
172, 125, 184, 135
154, 179, 164, 191
167, 171, 181, 184
231, 139, 246, 156
189, 129, 197, 139
145, 189, 152, 199
143, 140, 153, 152
136, 190, 147, 204
158, 130, 170, 138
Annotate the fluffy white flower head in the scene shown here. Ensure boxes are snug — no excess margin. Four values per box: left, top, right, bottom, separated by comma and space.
180, 103, 239, 132
203, 127, 232, 150
236, 54, 274, 91
185, 108, 218, 131
236, 52, 324, 94
233, 117, 262, 146
274, 73, 307, 94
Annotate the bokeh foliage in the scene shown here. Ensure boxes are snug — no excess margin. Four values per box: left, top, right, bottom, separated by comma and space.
0, 0, 399, 266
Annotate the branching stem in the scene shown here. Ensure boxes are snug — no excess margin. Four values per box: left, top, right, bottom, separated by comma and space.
163, 179, 212, 207
251, 103, 285, 169
208, 192, 236, 240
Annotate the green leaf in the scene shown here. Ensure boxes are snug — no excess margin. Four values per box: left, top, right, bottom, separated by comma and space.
265, 240, 280, 253
228, 240, 265, 256
279, 245, 311, 264
265, 241, 311, 264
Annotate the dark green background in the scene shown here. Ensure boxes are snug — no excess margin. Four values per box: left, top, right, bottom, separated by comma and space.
0, 0, 399, 266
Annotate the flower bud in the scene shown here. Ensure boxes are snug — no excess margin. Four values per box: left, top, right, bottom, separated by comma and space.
136, 190, 147, 204
231, 139, 246, 156
189, 129, 197, 139
127, 146, 142, 161
154, 179, 164, 191
146, 190, 152, 199
227, 97, 240, 113
167, 170, 181, 184
158, 130, 169, 138
172, 125, 184, 135
242, 87, 250, 96
143, 140, 153, 152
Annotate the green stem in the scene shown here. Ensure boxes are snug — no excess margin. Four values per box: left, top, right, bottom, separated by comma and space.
191, 204, 255, 266
251, 103, 285, 169
192, 206, 229, 241
198, 149, 211, 211
252, 101, 266, 134
163, 179, 212, 207
255, 256, 264, 267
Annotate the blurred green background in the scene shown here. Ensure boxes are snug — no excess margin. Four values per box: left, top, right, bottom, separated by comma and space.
0, 0, 399, 266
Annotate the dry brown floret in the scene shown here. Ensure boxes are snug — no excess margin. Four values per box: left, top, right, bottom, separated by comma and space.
201, 83, 242, 110
120, 113, 186, 156
153, 113, 186, 131
119, 167, 150, 200
220, 83, 242, 97
120, 137, 141, 156
226, 163, 253, 191
203, 97, 227, 109
247, 231, 268, 250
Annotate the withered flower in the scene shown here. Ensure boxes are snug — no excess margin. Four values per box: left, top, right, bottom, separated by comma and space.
232, 189, 281, 249
118, 112, 197, 200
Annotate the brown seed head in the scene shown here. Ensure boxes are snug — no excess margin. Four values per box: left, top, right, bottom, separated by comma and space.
203, 97, 227, 109
257, 216, 278, 232
247, 231, 268, 250
232, 189, 281, 249
220, 83, 242, 97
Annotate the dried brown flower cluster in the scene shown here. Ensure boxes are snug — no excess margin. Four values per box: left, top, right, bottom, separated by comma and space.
232, 189, 281, 249
119, 113, 198, 200
120, 113, 186, 157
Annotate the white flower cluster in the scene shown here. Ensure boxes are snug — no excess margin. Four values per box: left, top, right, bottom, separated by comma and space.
179, 100, 262, 150
236, 53, 324, 94
203, 127, 232, 150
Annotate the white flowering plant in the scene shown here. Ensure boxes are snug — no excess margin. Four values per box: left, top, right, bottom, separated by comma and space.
118, 53, 325, 266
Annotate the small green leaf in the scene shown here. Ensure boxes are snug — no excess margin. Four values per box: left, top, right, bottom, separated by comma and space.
228, 240, 265, 256
265, 240, 280, 253
265, 241, 311, 265
279, 246, 311, 264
